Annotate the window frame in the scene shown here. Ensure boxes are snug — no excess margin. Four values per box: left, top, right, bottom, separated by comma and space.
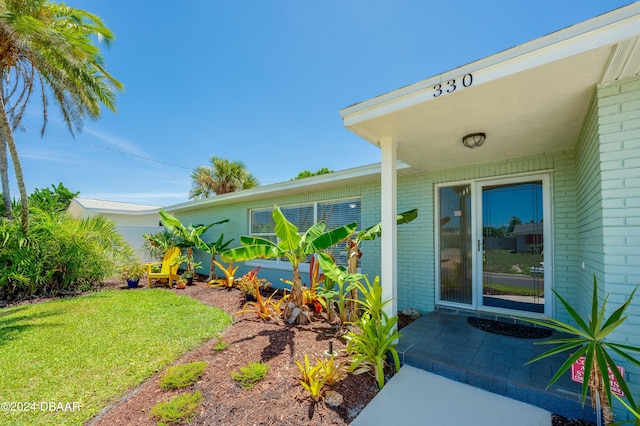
247, 197, 361, 272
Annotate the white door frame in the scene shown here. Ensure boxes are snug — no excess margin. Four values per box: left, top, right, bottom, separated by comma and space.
436, 171, 553, 317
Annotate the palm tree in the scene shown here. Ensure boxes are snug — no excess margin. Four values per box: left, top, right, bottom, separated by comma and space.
0, 140, 10, 218
189, 156, 259, 199
0, 0, 123, 231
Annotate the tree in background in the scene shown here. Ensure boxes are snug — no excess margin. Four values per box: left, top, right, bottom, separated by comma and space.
29, 182, 78, 213
189, 156, 259, 199
507, 216, 522, 234
1, 182, 78, 218
0, 0, 123, 231
292, 167, 334, 180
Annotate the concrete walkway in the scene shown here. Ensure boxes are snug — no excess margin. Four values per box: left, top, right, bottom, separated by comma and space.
352, 365, 551, 426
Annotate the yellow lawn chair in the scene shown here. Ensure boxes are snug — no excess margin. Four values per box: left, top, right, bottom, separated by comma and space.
145, 247, 182, 288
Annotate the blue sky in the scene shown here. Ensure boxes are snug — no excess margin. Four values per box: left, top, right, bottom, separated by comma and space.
8, 1, 634, 206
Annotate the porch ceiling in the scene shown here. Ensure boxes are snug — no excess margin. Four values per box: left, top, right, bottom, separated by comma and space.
340, 5, 640, 172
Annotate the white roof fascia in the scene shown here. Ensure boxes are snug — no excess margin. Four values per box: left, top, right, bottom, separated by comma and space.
340, 3, 640, 129
166, 161, 412, 213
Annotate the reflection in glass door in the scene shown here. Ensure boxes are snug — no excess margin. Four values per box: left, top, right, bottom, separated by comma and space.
481, 181, 544, 313
438, 185, 473, 305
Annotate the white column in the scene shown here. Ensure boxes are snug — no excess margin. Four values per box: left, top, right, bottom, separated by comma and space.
380, 137, 397, 320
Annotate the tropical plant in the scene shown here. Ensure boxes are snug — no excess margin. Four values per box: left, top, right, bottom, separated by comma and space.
305, 255, 326, 313
159, 210, 228, 278
208, 260, 239, 289
120, 262, 146, 282
173, 254, 201, 278
29, 182, 79, 213
234, 284, 283, 323
521, 275, 640, 425
231, 361, 270, 390
317, 252, 364, 326
296, 353, 348, 402
189, 156, 259, 199
142, 230, 181, 261
2, 182, 80, 217
0, 208, 132, 301
201, 233, 233, 281
344, 209, 418, 320
236, 267, 270, 299
345, 275, 401, 389
0, 1, 123, 231
279, 276, 327, 314
222, 205, 357, 324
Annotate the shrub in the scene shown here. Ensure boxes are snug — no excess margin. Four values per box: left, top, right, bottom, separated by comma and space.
158, 361, 208, 390
150, 391, 202, 424
0, 209, 133, 302
231, 361, 270, 389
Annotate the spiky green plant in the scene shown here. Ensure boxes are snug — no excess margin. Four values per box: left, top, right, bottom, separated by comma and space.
522, 275, 640, 425
295, 354, 347, 402
345, 275, 401, 389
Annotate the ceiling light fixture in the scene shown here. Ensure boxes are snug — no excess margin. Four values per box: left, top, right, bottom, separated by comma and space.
462, 132, 486, 149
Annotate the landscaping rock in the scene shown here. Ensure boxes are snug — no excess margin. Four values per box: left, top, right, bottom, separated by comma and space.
400, 308, 421, 319
324, 391, 343, 407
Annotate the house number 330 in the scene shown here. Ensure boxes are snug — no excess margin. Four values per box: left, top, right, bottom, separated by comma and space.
433, 73, 473, 97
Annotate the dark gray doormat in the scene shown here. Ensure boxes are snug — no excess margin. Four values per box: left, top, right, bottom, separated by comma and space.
467, 316, 552, 338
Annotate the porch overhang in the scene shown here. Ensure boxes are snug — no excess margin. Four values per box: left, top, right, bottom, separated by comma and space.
340, 4, 640, 171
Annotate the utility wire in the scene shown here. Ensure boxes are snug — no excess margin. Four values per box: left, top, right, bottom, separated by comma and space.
19, 125, 280, 184
19, 126, 192, 170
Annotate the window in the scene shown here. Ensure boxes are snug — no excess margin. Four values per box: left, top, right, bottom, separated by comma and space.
249, 198, 361, 268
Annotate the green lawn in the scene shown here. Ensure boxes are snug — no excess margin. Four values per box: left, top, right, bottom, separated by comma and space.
0, 289, 231, 426
483, 249, 542, 274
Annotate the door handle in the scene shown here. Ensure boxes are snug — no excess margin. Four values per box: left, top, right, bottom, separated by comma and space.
478, 240, 481, 252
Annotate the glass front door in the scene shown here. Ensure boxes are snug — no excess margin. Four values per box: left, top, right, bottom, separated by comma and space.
438, 184, 473, 305
437, 175, 549, 315
480, 181, 545, 313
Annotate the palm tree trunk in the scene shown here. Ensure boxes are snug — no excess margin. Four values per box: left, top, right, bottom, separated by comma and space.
0, 137, 12, 218
0, 93, 28, 231
0, 68, 13, 218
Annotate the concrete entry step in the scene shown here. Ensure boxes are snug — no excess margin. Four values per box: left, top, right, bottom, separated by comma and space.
352, 365, 551, 426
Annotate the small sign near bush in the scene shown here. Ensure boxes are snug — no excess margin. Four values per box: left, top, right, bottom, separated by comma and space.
571, 356, 625, 397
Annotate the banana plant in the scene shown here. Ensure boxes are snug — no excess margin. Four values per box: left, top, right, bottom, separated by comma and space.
221, 205, 357, 324
317, 252, 365, 325
159, 210, 229, 278
199, 233, 233, 281
345, 208, 418, 320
